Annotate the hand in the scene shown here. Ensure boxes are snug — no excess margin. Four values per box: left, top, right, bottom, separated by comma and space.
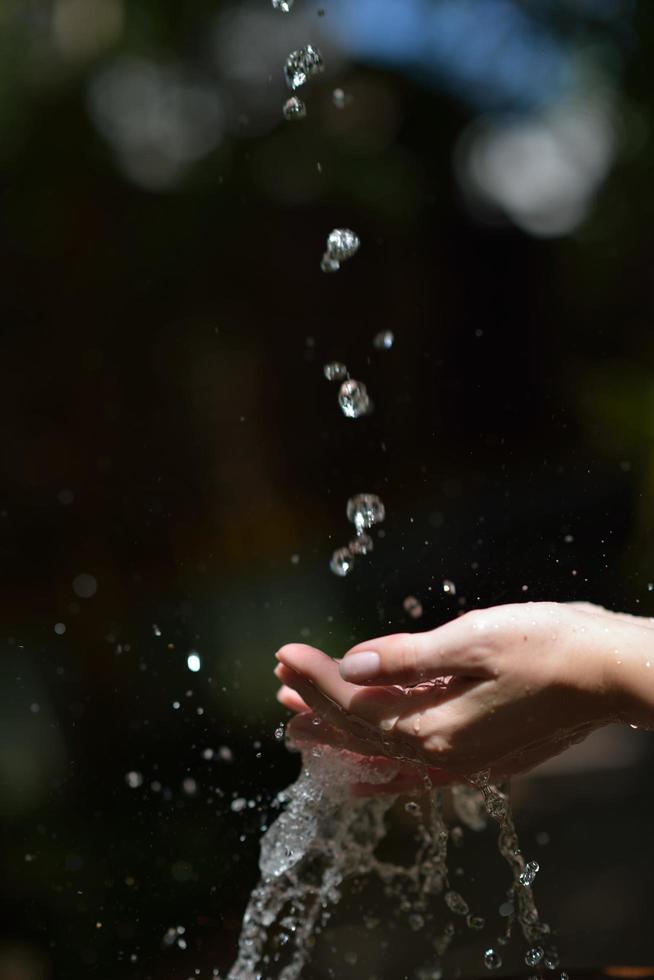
275, 601, 654, 783
276, 675, 453, 796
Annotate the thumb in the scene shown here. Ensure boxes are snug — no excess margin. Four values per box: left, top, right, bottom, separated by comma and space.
338, 619, 492, 687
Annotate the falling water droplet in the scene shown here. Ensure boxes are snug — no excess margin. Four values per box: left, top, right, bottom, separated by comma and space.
323, 362, 348, 382
284, 45, 324, 90
187, 652, 201, 673
348, 533, 374, 556
525, 948, 544, 967
467, 914, 485, 931
442, 579, 457, 595
338, 380, 371, 418
272, 0, 294, 10
153, 624, 162, 637
544, 948, 560, 970
330, 547, 355, 577
373, 330, 394, 350
333, 87, 351, 109
274, 724, 286, 741
321, 253, 340, 273
326, 228, 360, 262
283, 96, 306, 121
403, 595, 423, 619
346, 493, 386, 531
483, 949, 502, 971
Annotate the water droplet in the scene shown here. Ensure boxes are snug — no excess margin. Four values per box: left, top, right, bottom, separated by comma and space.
467, 914, 485, 931
403, 595, 423, 619
544, 948, 560, 970
519, 860, 540, 886
348, 533, 374, 556
284, 45, 324, 90
54, 622, 66, 636
408, 913, 424, 931
231, 797, 247, 812
346, 493, 386, 531
202, 748, 214, 760
525, 947, 544, 967
125, 771, 143, 789
323, 362, 348, 382
72, 573, 98, 598
444, 891, 469, 916
338, 380, 371, 419
320, 253, 340, 273
311, 715, 322, 726
484, 949, 502, 971
561, 973, 569, 980
272, 0, 293, 10
499, 900, 514, 917
274, 724, 285, 741
153, 624, 162, 637
326, 228, 360, 262
373, 330, 394, 350
332, 87, 351, 109
404, 801, 420, 815
283, 96, 306, 120
182, 777, 197, 795
330, 547, 355, 577
187, 652, 202, 672
442, 579, 457, 595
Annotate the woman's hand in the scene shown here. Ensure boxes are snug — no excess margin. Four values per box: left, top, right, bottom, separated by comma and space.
275, 601, 654, 783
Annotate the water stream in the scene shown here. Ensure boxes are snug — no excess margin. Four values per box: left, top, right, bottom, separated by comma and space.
226, 751, 557, 979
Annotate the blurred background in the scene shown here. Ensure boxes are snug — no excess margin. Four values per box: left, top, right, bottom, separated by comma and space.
2, 0, 654, 977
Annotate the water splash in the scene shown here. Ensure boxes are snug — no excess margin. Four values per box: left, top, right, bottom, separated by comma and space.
225, 752, 556, 979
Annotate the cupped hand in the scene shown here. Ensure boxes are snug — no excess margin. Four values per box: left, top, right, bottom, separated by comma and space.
275, 601, 654, 783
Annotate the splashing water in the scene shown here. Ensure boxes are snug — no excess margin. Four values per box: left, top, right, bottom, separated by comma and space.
226, 751, 556, 979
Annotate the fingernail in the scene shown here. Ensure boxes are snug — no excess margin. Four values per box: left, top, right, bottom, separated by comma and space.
339, 651, 380, 681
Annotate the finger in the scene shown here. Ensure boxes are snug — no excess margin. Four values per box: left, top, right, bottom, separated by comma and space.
287, 709, 400, 760
276, 645, 413, 728
338, 618, 495, 687
276, 684, 310, 713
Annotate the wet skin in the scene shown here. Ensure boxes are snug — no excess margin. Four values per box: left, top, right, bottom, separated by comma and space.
275, 601, 654, 793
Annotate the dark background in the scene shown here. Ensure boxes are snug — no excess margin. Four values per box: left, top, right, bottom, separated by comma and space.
2, 0, 654, 977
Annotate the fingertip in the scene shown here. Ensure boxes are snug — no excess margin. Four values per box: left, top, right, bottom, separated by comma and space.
339, 651, 381, 683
